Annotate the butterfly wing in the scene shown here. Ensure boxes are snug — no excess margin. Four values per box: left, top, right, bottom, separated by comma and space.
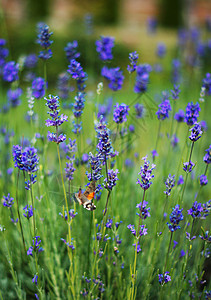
83, 180, 96, 199
75, 182, 96, 211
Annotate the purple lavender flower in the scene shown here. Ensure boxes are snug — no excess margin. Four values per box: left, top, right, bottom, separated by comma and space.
151, 149, 158, 160
23, 205, 34, 219
59, 209, 77, 221
106, 218, 113, 229
136, 200, 151, 219
24, 54, 38, 69
127, 224, 136, 236
72, 120, 82, 135
113, 103, 129, 124
32, 77, 45, 99
3, 61, 19, 82
136, 155, 156, 190
2, 193, 14, 208
174, 109, 185, 122
45, 95, 68, 143
96, 36, 114, 61
177, 175, 184, 185
127, 51, 139, 73
203, 145, 211, 164
171, 59, 181, 84
86, 152, 103, 181
202, 73, 211, 95
0, 39, 9, 68
147, 17, 157, 34
188, 201, 203, 218
156, 43, 166, 58
97, 97, 113, 121
95, 116, 114, 159
189, 122, 203, 142
171, 134, 179, 148
13, 145, 39, 174
134, 64, 151, 93
164, 174, 175, 196
156, 99, 172, 120
183, 161, 195, 173
25, 174, 37, 190
167, 204, 184, 232
171, 84, 181, 100
67, 59, 84, 80
67, 59, 87, 91
184, 102, 200, 126
158, 272, 171, 286
7, 88, 22, 107
64, 159, 76, 181
61, 238, 75, 250
133, 242, 141, 253
199, 174, 208, 186
27, 236, 44, 256
103, 169, 119, 191
57, 72, 70, 100
36, 23, 53, 60
199, 231, 211, 242
101, 66, 124, 91
103, 169, 119, 190
134, 103, 145, 118
73, 92, 85, 118
64, 40, 80, 61
32, 275, 38, 285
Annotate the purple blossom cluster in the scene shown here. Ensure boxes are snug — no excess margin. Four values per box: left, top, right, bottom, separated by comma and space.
0, 39, 9, 70
7, 88, 22, 107
36, 22, 53, 60
202, 73, 211, 95
113, 103, 129, 124
67, 59, 87, 91
59, 209, 77, 221
136, 200, 151, 219
134, 103, 145, 119
96, 36, 114, 61
101, 66, 124, 91
171, 84, 181, 100
189, 122, 203, 142
3, 61, 19, 82
134, 64, 151, 93
95, 116, 114, 159
32, 77, 45, 99
27, 236, 44, 256
204, 145, 211, 164
64, 40, 80, 61
183, 161, 195, 173
23, 205, 34, 219
136, 156, 156, 190
184, 102, 200, 126
164, 174, 175, 196
72, 92, 85, 118
127, 51, 139, 73
103, 169, 119, 190
45, 95, 68, 143
13, 145, 39, 174
86, 152, 103, 181
167, 205, 184, 232
2, 193, 14, 208
156, 96, 172, 120
156, 43, 166, 58
174, 109, 185, 122
158, 272, 171, 286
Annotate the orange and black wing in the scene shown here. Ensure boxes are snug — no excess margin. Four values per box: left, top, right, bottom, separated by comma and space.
83, 181, 96, 200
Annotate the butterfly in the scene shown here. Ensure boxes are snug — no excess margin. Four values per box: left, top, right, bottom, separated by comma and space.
75, 180, 96, 211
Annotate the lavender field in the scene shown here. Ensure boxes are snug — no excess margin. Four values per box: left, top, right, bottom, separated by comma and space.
0, 14, 211, 300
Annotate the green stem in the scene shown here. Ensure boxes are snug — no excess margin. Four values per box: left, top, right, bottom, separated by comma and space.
164, 231, 173, 271
56, 143, 69, 216
16, 170, 26, 252
30, 184, 36, 235
155, 121, 161, 150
